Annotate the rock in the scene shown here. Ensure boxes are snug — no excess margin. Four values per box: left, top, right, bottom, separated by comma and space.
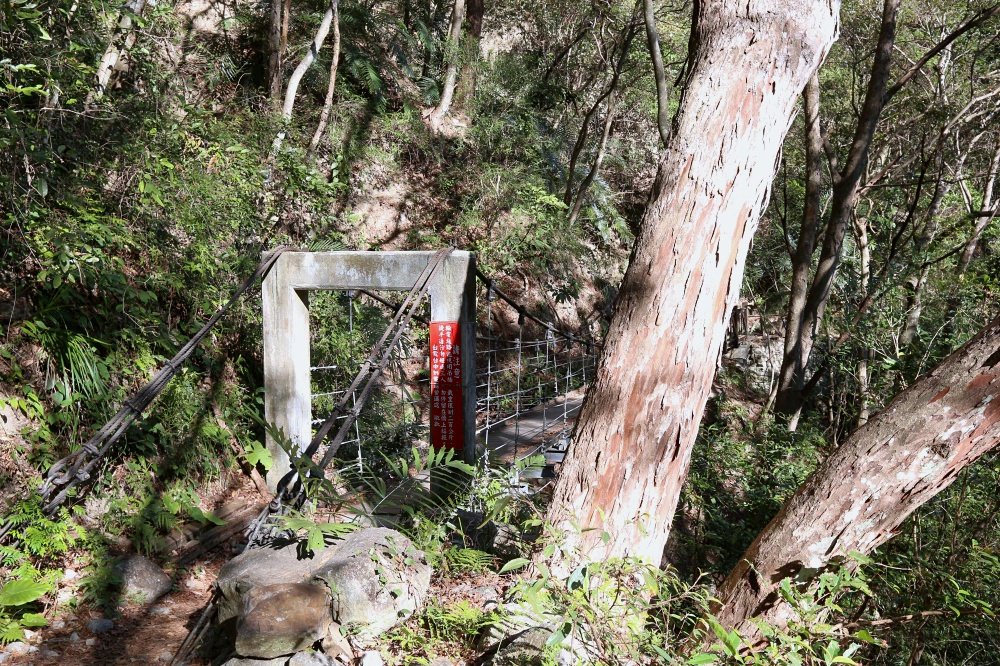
4, 643, 29, 656
115, 554, 172, 604
87, 618, 114, 634
41, 649, 60, 659
360, 651, 384, 666
480, 604, 584, 666
51, 619, 66, 630
313, 530, 430, 638
70, 632, 80, 642
234, 582, 333, 659
454, 509, 497, 551
217, 527, 430, 643
86, 638, 97, 647
156, 650, 175, 662
289, 651, 343, 665
0, 652, 7, 664
723, 336, 784, 393
470, 585, 500, 604
149, 605, 172, 616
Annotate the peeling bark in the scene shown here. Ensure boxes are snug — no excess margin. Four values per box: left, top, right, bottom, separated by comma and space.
716, 315, 1000, 636
542, 0, 840, 569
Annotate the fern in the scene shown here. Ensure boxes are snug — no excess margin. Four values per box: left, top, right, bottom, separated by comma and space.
276, 512, 357, 555
442, 546, 495, 575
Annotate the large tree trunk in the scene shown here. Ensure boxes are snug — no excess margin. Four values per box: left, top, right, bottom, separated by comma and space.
542, 0, 840, 569
716, 315, 1000, 636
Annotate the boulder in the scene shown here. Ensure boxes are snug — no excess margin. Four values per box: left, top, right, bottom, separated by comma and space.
235, 582, 333, 658
116, 554, 172, 604
313, 529, 430, 638
216, 527, 430, 655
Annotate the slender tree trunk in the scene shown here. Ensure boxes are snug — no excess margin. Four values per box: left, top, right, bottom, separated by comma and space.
308, 0, 342, 153
542, 0, 840, 569
716, 315, 1000, 636
567, 94, 617, 225
453, 0, 484, 114
268, 0, 289, 101
854, 213, 871, 425
775, 2, 1000, 416
900, 166, 947, 349
774, 72, 825, 425
957, 140, 1000, 275
281, 0, 337, 120
775, 0, 901, 418
642, 0, 671, 146
564, 23, 635, 207
86, 0, 148, 105
427, 0, 467, 128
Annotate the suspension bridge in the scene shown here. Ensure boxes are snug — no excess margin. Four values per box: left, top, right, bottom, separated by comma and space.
0, 247, 600, 663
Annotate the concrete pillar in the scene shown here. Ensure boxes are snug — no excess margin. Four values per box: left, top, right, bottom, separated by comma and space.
261, 250, 476, 492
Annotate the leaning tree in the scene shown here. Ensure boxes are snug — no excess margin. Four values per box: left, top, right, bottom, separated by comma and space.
543, 0, 841, 568
716, 314, 1000, 635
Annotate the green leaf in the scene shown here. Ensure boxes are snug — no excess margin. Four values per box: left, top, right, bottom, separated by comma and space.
545, 626, 566, 648
306, 526, 325, 555
18, 613, 47, 628
852, 628, 876, 645
0, 579, 49, 607
244, 441, 273, 471
688, 654, 718, 665
822, 640, 840, 664
498, 558, 530, 574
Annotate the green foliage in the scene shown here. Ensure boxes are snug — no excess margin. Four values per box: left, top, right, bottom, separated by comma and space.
423, 599, 493, 641
497, 545, 711, 665
680, 401, 825, 576
440, 547, 494, 575
277, 512, 358, 556
0, 576, 50, 644
693, 558, 875, 666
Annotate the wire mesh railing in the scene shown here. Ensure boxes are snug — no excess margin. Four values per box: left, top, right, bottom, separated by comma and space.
298, 270, 599, 491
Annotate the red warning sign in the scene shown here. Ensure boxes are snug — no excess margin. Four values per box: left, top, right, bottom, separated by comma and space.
430, 321, 463, 451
